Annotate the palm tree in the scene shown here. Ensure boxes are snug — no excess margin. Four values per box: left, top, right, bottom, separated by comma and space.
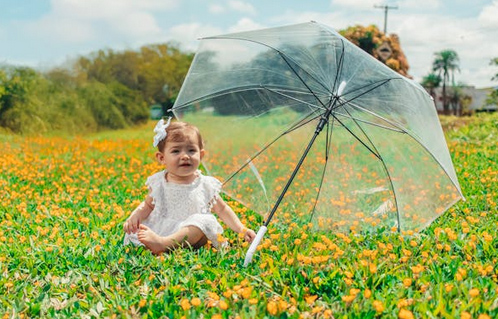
432, 50, 460, 115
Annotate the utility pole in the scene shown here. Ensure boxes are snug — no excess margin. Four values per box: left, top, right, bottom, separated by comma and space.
374, 4, 398, 34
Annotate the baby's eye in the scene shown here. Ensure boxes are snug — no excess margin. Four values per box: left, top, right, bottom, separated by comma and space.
171, 149, 180, 153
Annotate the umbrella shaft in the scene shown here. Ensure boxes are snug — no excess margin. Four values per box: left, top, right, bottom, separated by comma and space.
264, 100, 335, 226
316, 105, 334, 133
264, 130, 320, 226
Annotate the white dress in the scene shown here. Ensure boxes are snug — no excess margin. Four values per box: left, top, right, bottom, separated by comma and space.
124, 170, 224, 247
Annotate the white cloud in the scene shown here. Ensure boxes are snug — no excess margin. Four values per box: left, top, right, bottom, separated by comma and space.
396, 0, 442, 10
228, 1, 256, 15
27, 15, 95, 43
25, 0, 179, 44
268, 10, 355, 29
209, 4, 226, 14
393, 12, 497, 88
478, 0, 498, 26
228, 18, 265, 33
331, 0, 376, 9
168, 23, 223, 51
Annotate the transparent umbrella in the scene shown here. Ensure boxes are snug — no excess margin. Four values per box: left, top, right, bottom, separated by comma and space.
171, 21, 463, 266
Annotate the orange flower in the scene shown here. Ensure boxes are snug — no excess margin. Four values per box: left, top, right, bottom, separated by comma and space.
191, 297, 201, 307
180, 298, 191, 310
469, 288, 479, 298
305, 295, 318, 305
373, 300, 384, 313
364, 289, 372, 299
267, 301, 278, 315
341, 295, 356, 303
138, 299, 147, 308
403, 278, 412, 287
398, 308, 414, 319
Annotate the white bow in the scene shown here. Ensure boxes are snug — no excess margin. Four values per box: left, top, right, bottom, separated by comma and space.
153, 117, 172, 147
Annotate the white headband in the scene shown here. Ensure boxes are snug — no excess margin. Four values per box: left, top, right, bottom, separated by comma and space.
153, 117, 172, 147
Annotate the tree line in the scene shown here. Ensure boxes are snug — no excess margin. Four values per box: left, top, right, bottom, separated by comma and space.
0, 43, 193, 134
1, 26, 497, 134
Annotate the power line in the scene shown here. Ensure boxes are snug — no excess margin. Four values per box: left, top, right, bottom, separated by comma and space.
374, 4, 398, 34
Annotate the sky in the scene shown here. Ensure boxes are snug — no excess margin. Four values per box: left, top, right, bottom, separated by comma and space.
1, 0, 497, 89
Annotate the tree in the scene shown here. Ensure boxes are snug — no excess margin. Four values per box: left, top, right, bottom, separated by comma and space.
340, 25, 410, 77
492, 57, 498, 81
432, 50, 460, 115
421, 73, 441, 101
486, 57, 498, 107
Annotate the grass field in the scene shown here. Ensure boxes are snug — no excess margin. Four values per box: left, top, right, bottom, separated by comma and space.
0, 113, 497, 318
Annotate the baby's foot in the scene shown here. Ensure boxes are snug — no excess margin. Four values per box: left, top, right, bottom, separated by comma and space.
137, 225, 168, 254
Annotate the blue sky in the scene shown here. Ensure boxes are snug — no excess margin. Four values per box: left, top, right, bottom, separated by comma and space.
1, 0, 497, 88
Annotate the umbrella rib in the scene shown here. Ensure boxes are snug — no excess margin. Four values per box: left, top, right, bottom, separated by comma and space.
339, 104, 402, 232
331, 39, 346, 102
222, 112, 323, 185
263, 86, 327, 112
208, 35, 333, 95
276, 51, 329, 109
331, 114, 381, 159
341, 98, 463, 199
333, 112, 405, 133
308, 115, 335, 222
337, 78, 396, 108
173, 84, 312, 111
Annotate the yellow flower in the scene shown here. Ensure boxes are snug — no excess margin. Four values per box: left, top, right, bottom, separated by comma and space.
461, 312, 471, 319
138, 299, 147, 308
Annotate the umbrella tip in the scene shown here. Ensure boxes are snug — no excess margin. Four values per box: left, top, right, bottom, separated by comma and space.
337, 81, 347, 96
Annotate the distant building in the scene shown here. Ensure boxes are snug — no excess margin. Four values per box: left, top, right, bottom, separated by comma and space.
430, 86, 497, 114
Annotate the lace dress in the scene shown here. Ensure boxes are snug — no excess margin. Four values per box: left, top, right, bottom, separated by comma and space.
124, 170, 224, 247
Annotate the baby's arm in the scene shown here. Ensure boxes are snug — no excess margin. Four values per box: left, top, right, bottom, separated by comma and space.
211, 197, 256, 243
123, 195, 154, 234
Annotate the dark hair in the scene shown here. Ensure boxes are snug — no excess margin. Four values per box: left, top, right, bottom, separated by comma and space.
156, 121, 204, 152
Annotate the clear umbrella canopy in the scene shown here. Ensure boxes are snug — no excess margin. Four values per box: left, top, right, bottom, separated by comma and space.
172, 21, 463, 234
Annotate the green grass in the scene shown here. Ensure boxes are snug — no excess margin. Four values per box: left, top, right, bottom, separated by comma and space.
0, 113, 497, 318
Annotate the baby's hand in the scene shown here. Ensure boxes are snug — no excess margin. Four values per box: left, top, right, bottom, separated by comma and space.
123, 216, 141, 234
244, 228, 256, 243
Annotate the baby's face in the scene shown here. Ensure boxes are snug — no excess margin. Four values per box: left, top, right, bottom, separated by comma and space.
159, 133, 204, 182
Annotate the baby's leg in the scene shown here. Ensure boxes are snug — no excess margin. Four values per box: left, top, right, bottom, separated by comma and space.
169, 226, 207, 249
137, 225, 207, 254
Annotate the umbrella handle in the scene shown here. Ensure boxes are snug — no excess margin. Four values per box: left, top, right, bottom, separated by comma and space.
243, 226, 267, 267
